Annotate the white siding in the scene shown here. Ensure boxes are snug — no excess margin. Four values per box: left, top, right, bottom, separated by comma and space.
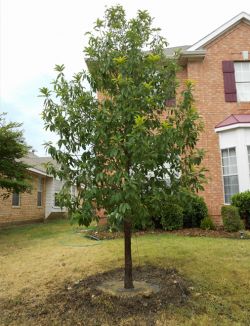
218, 127, 250, 195
45, 177, 54, 218
45, 177, 67, 219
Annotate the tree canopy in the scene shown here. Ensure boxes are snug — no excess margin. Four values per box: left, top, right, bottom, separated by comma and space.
41, 5, 206, 289
0, 113, 31, 197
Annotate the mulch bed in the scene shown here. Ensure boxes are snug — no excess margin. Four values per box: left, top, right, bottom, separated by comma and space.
1, 266, 190, 325
83, 227, 248, 241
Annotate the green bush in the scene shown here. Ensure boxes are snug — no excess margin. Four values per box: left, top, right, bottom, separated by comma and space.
231, 191, 250, 228
132, 216, 154, 231
221, 205, 244, 232
160, 203, 183, 230
200, 216, 215, 230
182, 193, 208, 228
107, 191, 207, 232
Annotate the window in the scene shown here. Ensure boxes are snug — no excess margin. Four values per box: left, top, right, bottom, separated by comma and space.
234, 62, 250, 102
248, 146, 250, 177
37, 176, 43, 207
12, 192, 20, 206
221, 147, 239, 203
222, 61, 250, 102
54, 192, 60, 207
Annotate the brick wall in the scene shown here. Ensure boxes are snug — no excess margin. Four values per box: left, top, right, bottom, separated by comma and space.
179, 21, 250, 223
0, 172, 46, 226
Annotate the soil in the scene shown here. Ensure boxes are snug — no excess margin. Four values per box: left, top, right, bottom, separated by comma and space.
1, 265, 190, 326
84, 227, 249, 241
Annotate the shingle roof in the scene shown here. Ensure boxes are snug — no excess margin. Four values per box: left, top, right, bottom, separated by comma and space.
215, 114, 250, 128
163, 45, 191, 57
21, 152, 55, 174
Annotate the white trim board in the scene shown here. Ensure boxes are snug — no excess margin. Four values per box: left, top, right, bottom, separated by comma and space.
188, 12, 250, 51
215, 123, 250, 133
27, 167, 50, 176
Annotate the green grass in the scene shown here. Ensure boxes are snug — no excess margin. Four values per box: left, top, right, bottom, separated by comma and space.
0, 220, 250, 325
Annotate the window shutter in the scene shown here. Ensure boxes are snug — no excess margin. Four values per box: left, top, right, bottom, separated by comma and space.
222, 61, 237, 102
165, 98, 176, 107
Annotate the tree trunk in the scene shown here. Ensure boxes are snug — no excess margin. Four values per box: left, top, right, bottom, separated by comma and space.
124, 218, 134, 289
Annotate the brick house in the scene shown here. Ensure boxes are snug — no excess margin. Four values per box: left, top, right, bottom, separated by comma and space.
95, 12, 250, 225
170, 12, 250, 224
0, 152, 71, 227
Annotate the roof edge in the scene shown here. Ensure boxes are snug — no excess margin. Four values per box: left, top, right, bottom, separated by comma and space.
27, 167, 50, 177
215, 123, 250, 133
187, 12, 250, 51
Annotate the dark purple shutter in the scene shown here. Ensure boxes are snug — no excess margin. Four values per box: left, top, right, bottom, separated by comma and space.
222, 61, 237, 102
165, 98, 176, 107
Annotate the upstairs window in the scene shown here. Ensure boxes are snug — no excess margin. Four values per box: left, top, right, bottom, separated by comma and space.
12, 192, 20, 206
222, 61, 250, 102
221, 147, 239, 203
37, 176, 43, 207
234, 62, 250, 102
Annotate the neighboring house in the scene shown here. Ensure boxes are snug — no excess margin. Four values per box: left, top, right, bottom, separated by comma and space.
168, 12, 250, 224
0, 151, 70, 227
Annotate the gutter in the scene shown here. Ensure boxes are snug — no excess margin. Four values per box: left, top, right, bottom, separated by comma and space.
27, 167, 51, 177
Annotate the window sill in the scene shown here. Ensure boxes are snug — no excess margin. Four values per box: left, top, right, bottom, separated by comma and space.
12, 206, 20, 208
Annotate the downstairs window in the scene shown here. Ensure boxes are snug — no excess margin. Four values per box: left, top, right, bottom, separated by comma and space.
221, 147, 239, 203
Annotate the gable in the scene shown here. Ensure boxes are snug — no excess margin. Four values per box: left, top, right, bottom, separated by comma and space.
187, 12, 250, 51
204, 21, 250, 52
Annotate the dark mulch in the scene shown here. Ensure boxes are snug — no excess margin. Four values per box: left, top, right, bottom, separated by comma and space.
84, 227, 248, 241
1, 266, 190, 326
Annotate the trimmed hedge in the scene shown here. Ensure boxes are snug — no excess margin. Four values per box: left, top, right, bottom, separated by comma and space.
200, 216, 215, 230
221, 205, 244, 232
107, 191, 208, 232
231, 191, 250, 228
182, 193, 208, 228
160, 203, 183, 230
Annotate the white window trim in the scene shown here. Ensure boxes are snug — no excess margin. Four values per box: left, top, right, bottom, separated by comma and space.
234, 62, 250, 102
221, 147, 240, 204
247, 145, 250, 181
54, 192, 60, 208
217, 127, 250, 204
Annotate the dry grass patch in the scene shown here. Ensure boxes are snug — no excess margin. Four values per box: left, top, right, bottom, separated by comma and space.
0, 220, 250, 325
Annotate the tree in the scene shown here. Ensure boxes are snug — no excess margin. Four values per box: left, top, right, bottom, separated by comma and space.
41, 5, 206, 289
0, 113, 31, 197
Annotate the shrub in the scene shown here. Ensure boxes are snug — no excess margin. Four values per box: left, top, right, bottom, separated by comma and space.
231, 191, 250, 228
221, 205, 244, 232
160, 203, 183, 230
182, 193, 208, 228
200, 216, 215, 230
132, 216, 154, 231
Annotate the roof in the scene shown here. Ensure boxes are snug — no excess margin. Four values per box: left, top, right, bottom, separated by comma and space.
21, 152, 55, 175
164, 12, 250, 61
187, 12, 250, 51
163, 45, 190, 57
215, 114, 250, 130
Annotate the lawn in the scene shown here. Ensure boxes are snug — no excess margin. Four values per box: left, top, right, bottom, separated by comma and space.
0, 219, 250, 325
